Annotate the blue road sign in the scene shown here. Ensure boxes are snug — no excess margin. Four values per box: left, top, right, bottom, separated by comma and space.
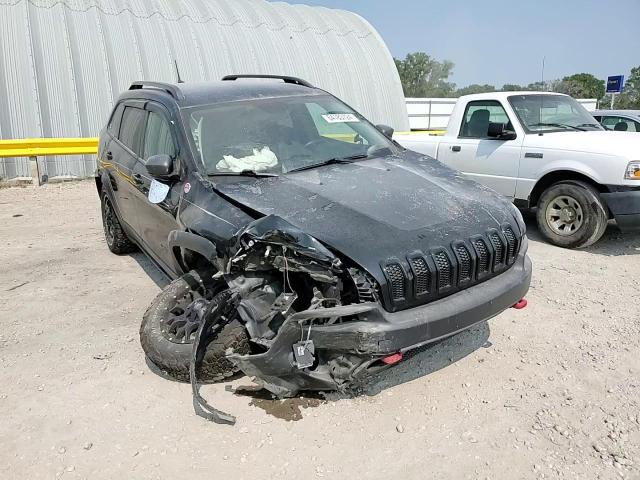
606, 75, 624, 93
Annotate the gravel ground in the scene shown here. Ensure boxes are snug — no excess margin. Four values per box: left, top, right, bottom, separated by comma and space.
1, 181, 638, 480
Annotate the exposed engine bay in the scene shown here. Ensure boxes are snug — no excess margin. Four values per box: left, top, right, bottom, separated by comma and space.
190, 214, 383, 424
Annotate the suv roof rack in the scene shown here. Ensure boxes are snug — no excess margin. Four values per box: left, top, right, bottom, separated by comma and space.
221, 74, 314, 88
129, 81, 185, 100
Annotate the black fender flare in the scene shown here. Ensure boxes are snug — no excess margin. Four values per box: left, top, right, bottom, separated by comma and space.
168, 230, 219, 276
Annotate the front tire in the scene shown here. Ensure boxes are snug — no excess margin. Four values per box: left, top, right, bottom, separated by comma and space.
536, 181, 607, 249
140, 273, 251, 383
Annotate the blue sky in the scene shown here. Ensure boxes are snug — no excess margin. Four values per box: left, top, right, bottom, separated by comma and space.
277, 0, 640, 88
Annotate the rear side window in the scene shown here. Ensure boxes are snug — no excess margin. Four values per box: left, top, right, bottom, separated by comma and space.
460, 100, 511, 138
144, 112, 177, 159
601, 116, 638, 132
118, 106, 147, 156
107, 103, 125, 134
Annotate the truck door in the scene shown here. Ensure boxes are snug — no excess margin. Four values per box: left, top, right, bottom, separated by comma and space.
438, 100, 523, 199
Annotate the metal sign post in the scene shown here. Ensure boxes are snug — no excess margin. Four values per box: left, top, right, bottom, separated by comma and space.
606, 75, 625, 109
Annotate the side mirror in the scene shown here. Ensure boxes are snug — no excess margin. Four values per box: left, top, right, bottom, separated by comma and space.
376, 124, 395, 139
487, 122, 517, 140
146, 154, 174, 178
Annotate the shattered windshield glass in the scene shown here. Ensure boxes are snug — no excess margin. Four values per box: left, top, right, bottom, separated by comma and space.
184, 94, 395, 175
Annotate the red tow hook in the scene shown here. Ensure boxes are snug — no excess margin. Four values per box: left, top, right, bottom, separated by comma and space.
512, 298, 528, 310
381, 352, 403, 365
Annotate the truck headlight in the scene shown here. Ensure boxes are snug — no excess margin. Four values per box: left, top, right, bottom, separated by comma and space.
626, 161, 640, 180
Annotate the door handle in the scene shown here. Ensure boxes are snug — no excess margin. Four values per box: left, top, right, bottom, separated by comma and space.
106, 151, 113, 160
451, 146, 461, 152
132, 173, 143, 184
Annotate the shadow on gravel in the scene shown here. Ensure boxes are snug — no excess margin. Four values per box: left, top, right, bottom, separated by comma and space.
524, 213, 639, 256
233, 322, 491, 421
130, 252, 171, 288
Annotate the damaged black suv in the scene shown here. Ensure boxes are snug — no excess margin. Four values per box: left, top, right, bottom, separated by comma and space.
97, 75, 532, 415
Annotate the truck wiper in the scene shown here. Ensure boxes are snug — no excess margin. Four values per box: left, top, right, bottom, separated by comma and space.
287, 154, 368, 173
530, 122, 586, 131
208, 170, 279, 177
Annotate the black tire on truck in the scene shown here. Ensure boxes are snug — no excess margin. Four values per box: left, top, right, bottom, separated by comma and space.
536, 181, 608, 249
140, 273, 251, 383
100, 188, 137, 254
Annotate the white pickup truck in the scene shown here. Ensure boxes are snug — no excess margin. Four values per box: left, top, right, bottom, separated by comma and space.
395, 92, 640, 248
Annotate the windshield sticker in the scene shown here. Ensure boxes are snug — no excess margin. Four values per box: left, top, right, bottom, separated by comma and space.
321, 113, 360, 123
148, 179, 170, 204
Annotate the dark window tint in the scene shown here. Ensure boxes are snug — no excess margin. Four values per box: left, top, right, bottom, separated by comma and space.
144, 112, 176, 159
118, 106, 147, 156
460, 100, 511, 138
107, 103, 125, 134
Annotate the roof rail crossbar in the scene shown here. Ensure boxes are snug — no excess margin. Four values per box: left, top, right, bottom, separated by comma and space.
129, 81, 184, 100
221, 74, 313, 88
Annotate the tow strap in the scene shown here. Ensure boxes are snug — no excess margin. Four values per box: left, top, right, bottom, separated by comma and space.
190, 290, 240, 425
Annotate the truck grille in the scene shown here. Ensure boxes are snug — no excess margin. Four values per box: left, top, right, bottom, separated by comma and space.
381, 223, 522, 311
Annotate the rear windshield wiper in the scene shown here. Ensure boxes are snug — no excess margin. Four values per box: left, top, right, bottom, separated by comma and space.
208, 169, 279, 177
530, 122, 586, 131
287, 154, 368, 173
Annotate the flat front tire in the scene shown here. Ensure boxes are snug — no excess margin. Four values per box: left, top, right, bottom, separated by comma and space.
140, 273, 251, 383
536, 181, 607, 249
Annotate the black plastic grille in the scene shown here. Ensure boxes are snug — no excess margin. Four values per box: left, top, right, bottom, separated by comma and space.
456, 244, 472, 282
433, 251, 452, 289
381, 223, 524, 311
411, 257, 431, 295
474, 238, 490, 275
503, 226, 518, 264
489, 232, 505, 269
384, 263, 405, 300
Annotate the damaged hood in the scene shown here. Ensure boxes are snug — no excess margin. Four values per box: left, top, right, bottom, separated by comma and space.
212, 152, 517, 283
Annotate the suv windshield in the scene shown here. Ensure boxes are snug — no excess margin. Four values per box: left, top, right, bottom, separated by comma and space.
508, 94, 603, 133
184, 94, 395, 175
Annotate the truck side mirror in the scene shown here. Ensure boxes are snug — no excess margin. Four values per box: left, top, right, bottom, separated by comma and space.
376, 124, 395, 139
487, 122, 517, 140
146, 154, 174, 179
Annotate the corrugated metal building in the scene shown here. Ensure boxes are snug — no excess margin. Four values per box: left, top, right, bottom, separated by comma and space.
0, 0, 408, 180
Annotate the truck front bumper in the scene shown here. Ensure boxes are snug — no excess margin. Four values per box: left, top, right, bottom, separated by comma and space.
228, 239, 533, 397
602, 189, 640, 232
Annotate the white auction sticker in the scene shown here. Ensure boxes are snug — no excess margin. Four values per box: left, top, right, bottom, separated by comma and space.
321, 113, 360, 123
148, 179, 170, 204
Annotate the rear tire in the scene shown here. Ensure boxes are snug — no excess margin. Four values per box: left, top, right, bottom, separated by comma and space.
536, 181, 607, 249
140, 273, 251, 383
101, 189, 137, 254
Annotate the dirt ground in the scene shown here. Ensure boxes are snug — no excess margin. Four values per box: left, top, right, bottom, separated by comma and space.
0, 181, 638, 480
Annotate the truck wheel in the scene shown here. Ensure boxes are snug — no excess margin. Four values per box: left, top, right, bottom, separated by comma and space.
140, 273, 250, 383
101, 190, 137, 254
536, 181, 607, 249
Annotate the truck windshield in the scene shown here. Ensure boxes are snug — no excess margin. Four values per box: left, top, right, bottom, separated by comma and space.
508, 94, 603, 133
183, 95, 395, 176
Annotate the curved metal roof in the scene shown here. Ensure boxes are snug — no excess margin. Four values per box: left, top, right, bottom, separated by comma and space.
0, 0, 408, 179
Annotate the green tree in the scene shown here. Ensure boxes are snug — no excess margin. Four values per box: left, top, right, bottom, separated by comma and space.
556, 73, 605, 99
501, 83, 524, 91
394, 52, 456, 97
455, 84, 496, 96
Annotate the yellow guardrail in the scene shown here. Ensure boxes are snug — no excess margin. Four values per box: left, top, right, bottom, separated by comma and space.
0, 137, 98, 158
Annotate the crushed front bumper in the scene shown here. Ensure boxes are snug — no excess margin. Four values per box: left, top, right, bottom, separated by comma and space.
228, 239, 532, 397
602, 189, 640, 232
